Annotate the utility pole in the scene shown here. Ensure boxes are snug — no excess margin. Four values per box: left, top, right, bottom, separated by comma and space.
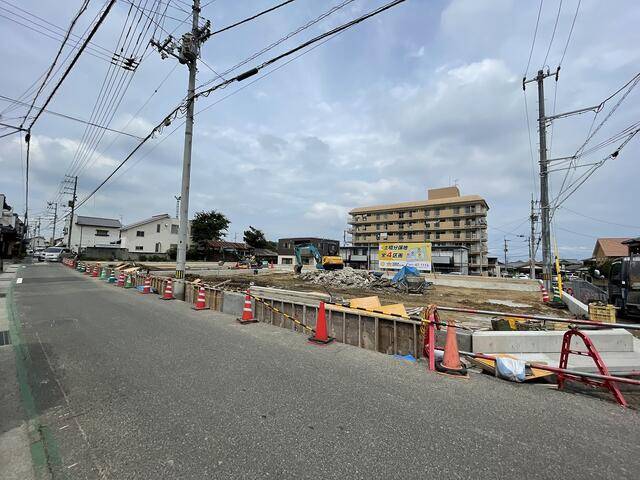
529, 197, 537, 279
503, 237, 508, 276
152, 0, 210, 299
48, 201, 58, 246
23, 131, 31, 242
63, 175, 78, 252
524, 69, 556, 292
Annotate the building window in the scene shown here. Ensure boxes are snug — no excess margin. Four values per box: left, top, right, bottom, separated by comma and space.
434, 208, 440, 217
406, 232, 412, 240
398, 211, 404, 219
408, 211, 413, 218
435, 232, 441, 240
453, 219, 460, 227
398, 223, 404, 230
135, 246, 144, 251
136, 231, 144, 237
384, 224, 388, 230
454, 231, 461, 239
454, 207, 460, 214
156, 224, 161, 233
95, 229, 109, 237
399, 233, 404, 241
376, 213, 380, 220
155, 242, 161, 253
282, 257, 293, 265
171, 224, 179, 234
465, 205, 476, 214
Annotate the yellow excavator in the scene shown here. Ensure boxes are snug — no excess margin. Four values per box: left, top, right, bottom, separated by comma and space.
293, 243, 344, 274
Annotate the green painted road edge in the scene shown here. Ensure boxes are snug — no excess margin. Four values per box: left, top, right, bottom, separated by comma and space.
7, 276, 65, 479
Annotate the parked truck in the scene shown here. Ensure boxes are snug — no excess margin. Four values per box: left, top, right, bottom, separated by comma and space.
607, 255, 640, 316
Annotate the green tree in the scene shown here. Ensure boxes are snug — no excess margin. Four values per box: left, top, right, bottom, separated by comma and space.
243, 226, 268, 248
190, 210, 230, 244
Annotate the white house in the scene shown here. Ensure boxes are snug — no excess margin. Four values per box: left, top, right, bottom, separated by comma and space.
64, 215, 122, 252
120, 214, 191, 254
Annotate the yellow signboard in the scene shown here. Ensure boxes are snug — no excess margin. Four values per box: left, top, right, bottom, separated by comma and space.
378, 242, 432, 271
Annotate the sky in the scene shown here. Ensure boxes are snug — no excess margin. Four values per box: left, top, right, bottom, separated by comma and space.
0, 0, 639, 261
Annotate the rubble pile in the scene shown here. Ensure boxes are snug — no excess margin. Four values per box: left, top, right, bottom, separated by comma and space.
299, 267, 392, 289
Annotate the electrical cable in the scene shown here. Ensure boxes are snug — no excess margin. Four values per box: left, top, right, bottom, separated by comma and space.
207, 0, 297, 37
558, 206, 640, 230
0, 94, 144, 138
542, 0, 562, 67
69, 0, 407, 211
558, 0, 580, 67
524, 0, 544, 76
197, 0, 355, 89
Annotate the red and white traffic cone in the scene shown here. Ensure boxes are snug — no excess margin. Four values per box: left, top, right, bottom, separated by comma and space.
309, 301, 334, 344
192, 286, 207, 310
539, 282, 550, 303
140, 276, 151, 294
117, 273, 125, 287
160, 279, 174, 300
236, 289, 257, 324
92, 264, 99, 277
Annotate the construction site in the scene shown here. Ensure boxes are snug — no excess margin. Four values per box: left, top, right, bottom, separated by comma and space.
64, 258, 640, 409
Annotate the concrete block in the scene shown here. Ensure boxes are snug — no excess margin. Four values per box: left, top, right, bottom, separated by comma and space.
435, 329, 473, 353
561, 291, 589, 317
472, 329, 634, 354
221, 291, 250, 317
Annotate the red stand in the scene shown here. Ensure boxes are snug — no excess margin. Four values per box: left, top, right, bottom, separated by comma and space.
558, 328, 627, 407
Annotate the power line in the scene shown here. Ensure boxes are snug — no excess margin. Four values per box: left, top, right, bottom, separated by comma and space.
197, 0, 355, 89
542, 0, 562, 67
71, 0, 407, 211
524, 0, 544, 76
25, 0, 117, 130
0, 94, 144, 139
207, 0, 297, 37
558, 206, 640, 230
558, 0, 581, 67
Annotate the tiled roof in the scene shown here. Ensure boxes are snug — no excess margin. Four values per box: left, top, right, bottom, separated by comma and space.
593, 238, 630, 258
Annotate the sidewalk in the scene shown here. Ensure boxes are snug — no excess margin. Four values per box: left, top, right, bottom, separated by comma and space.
0, 261, 36, 480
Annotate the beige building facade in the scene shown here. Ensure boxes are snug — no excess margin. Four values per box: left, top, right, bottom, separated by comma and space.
348, 186, 489, 275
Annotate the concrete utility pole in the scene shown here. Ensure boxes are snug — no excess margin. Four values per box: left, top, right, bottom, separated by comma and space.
63, 175, 78, 251
503, 237, 508, 276
524, 69, 555, 292
48, 201, 58, 246
529, 197, 537, 279
152, 0, 210, 298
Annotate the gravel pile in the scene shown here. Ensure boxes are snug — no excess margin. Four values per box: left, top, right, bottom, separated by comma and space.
299, 267, 392, 289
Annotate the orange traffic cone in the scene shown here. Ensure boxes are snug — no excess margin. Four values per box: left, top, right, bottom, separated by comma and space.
539, 282, 550, 303
236, 290, 258, 324
117, 273, 125, 287
192, 286, 207, 310
160, 279, 174, 300
435, 321, 467, 377
92, 264, 99, 277
140, 276, 151, 294
309, 301, 334, 344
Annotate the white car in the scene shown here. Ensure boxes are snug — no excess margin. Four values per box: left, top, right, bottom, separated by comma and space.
43, 247, 67, 262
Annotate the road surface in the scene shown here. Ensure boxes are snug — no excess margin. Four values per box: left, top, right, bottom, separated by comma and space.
10, 263, 640, 479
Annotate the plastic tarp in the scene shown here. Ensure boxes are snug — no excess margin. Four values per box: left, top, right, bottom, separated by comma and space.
392, 266, 420, 283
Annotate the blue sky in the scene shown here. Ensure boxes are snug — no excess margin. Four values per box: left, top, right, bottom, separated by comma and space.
1, 0, 639, 260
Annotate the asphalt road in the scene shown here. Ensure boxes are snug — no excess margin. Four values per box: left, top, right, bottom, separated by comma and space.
12, 263, 640, 479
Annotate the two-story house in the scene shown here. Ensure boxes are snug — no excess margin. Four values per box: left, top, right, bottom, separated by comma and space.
64, 215, 122, 252
120, 214, 191, 254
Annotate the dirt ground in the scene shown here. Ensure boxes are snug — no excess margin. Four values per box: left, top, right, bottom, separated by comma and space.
188, 270, 573, 329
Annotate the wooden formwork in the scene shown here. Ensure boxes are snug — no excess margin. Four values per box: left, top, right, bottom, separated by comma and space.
252, 296, 423, 358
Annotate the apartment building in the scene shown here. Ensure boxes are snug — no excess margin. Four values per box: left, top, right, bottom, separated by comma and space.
348, 186, 489, 275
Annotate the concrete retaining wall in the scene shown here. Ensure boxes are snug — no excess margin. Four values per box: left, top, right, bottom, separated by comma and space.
472, 329, 634, 354
222, 291, 249, 316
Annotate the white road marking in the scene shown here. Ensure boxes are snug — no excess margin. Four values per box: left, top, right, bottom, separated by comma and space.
16, 278, 23, 284
67, 463, 79, 469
